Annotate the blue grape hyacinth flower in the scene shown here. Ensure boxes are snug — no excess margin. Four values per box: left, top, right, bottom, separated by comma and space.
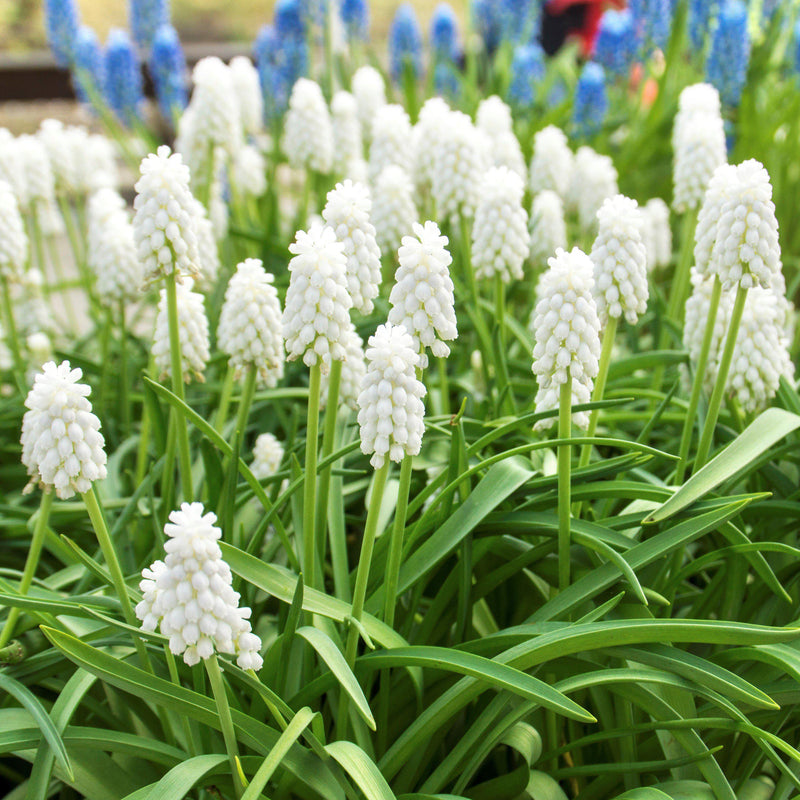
72, 26, 105, 107
795, 19, 800, 77
594, 9, 637, 77
44, 0, 81, 68
688, 0, 718, 51
389, 3, 423, 81
340, 0, 369, 41
630, 0, 671, 53
430, 3, 460, 61
507, 43, 544, 108
149, 24, 188, 122
275, 0, 308, 40
472, 0, 501, 55
573, 61, 607, 138
706, 0, 750, 107
104, 28, 144, 126
129, 0, 170, 56
434, 62, 460, 100
498, 0, 541, 45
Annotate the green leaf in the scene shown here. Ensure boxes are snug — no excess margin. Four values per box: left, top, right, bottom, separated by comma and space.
644, 408, 800, 523
325, 740, 396, 800
134, 755, 227, 800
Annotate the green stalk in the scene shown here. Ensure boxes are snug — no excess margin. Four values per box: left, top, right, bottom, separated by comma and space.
234, 365, 258, 448
303, 364, 322, 591
119, 301, 132, 439
315, 359, 342, 555
437, 355, 449, 416
494, 275, 515, 414
1, 277, 26, 392
0, 491, 54, 648
215, 368, 236, 434
459, 216, 493, 389
674, 276, 722, 483
557, 379, 572, 593
383, 454, 414, 626
694, 284, 748, 470
664, 208, 699, 337
164, 275, 194, 502
205, 653, 244, 798
337, 461, 391, 738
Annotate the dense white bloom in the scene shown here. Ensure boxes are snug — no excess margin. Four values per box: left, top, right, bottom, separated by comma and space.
476, 95, 513, 135
218, 259, 284, 386
476, 96, 526, 181
21, 361, 107, 499
677, 83, 722, 119
85, 134, 119, 192
412, 97, 451, 193
13, 269, 51, 337
152, 279, 210, 383
357, 322, 427, 468
191, 200, 221, 289
352, 66, 386, 139
694, 163, 737, 275
0, 128, 26, 201
0, 180, 28, 281
568, 146, 618, 232
640, 198, 672, 271
282, 78, 334, 174
529, 125, 573, 199
282, 225, 352, 372
372, 165, 418, 258
709, 159, 781, 292
233, 144, 267, 198
590, 195, 648, 324
472, 166, 529, 283
229, 56, 263, 136
133, 145, 201, 282
368, 104, 413, 184
190, 57, 243, 156
322, 180, 382, 315
331, 91, 364, 177
388, 221, 457, 368
531, 248, 602, 431
136, 502, 263, 670
251, 433, 285, 480
322, 321, 366, 410
529, 190, 567, 266
36, 120, 76, 197
16, 134, 57, 212
26, 332, 52, 374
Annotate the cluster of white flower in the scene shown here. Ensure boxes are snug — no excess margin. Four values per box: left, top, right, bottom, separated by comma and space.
640, 198, 672, 271
352, 66, 386, 141
282, 78, 334, 174
372, 165, 418, 257
251, 433, 285, 480
191, 200, 221, 289
693, 163, 737, 274
233, 144, 268, 199
357, 323, 427, 468
322, 180, 382, 315
229, 56, 264, 137
14, 134, 58, 218
21, 361, 107, 499
13, 269, 51, 338
136, 502, 263, 670
388, 221, 457, 368
412, 97, 451, 194
568, 147, 619, 232
188, 57, 243, 158
529, 126, 573, 198
369, 104, 413, 184
282, 225, 353, 371
0, 180, 28, 281
590, 195, 649, 324
331, 91, 365, 179
529, 190, 567, 266
531, 248, 602, 431
322, 322, 366, 410
475, 96, 526, 181
472, 166, 530, 283
218, 259, 284, 386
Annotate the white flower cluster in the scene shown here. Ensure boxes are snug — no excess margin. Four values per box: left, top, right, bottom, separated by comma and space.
218, 259, 284, 386
352, 66, 386, 141
529, 125, 573, 198
388, 221, 457, 368
331, 91, 365, 178
21, 361, 107, 499
475, 96, 526, 181
640, 198, 672, 271
229, 56, 264, 137
369, 104, 413, 184
693, 163, 737, 274
529, 190, 567, 266
568, 147, 619, 233
152, 279, 210, 383
251, 433, 285, 480
233, 145, 268, 199
14, 134, 58, 226
590, 195, 649, 324
136, 502, 263, 670
191, 200, 221, 289
322, 322, 366, 410
133, 146, 200, 282
357, 322, 427, 468
189, 57, 243, 157
372, 165, 418, 257
672, 83, 726, 213
0, 179, 28, 281
531, 248, 602, 431
708, 159, 781, 292
472, 166, 530, 283
13, 269, 51, 338
322, 180, 382, 315
412, 97, 450, 194
282, 78, 334, 174
282, 225, 353, 371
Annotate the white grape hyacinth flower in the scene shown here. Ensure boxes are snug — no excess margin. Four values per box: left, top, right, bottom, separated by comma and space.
372, 164, 418, 257
136, 502, 263, 670
412, 97, 451, 194
16, 134, 58, 215
322, 180, 382, 315
322, 321, 366, 410
357, 322, 427, 468
251, 433, 285, 481
21, 361, 107, 499
133, 145, 200, 283
152, 278, 210, 383
331, 91, 364, 177
368, 104, 413, 184
640, 198, 672, 271
531, 248, 602, 431
0, 179, 29, 281
472, 166, 530, 284
709, 159, 781, 292
388, 221, 457, 369
282, 78, 334, 174
590, 195, 649, 325
568, 146, 618, 233
352, 66, 386, 140
191, 200, 221, 290
233, 144, 267, 198
475, 96, 526, 181
282, 225, 353, 373
693, 163, 737, 275
529, 125, 573, 199
189, 57, 243, 158
529, 190, 567, 266
218, 258, 284, 386
229, 56, 264, 137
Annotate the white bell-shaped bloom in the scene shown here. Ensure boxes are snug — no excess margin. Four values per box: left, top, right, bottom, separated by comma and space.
321, 320, 366, 410
352, 66, 386, 140
372, 164, 418, 258
476, 96, 526, 181
0, 180, 28, 281
529, 125, 573, 199
229, 56, 263, 136
251, 433, 285, 480
368, 104, 413, 184
529, 190, 567, 266
640, 198, 672, 271
282, 78, 334, 174
568, 146, 618, 233
331, 91, 364, 177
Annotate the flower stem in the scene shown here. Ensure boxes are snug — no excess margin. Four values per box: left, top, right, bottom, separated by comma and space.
303, 363, 322, 591
234, 364, 258, 449
315, 359, 342, 557
119, 301, 132, 440
694, 284, 748, 470
0, 491, 54, 648
215, 366, 236, 434
665, 209, 699, 328
164, 275, 194, 502
558, 379, 572, 593
383, 454, 413, 626
1, 277, 26, 392
675, 275, 722, 483
205, 653, 244, 799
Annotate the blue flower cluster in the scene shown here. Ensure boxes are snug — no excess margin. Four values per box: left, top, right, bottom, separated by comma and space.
44, 0, 81, 68
430, 2, 460, 98
104, 28, 144, 126
705, 0, 750, 106
389, 3, 423, 82
149, 24, 188, 122
795, 19, 800, 76
629, 0, 672, 53
572, 61, 607, 138
472, 0, 501, 55
594, 9, 637, 77
688, 0, 719, 51
129, 0, 170, 56
72, 27, 105, 107
340, 0, 369, 42
498, 0, 541, 46
507, 43, 544, 108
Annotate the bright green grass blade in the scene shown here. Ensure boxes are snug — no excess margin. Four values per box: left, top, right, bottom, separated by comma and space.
325, 740, 396, 800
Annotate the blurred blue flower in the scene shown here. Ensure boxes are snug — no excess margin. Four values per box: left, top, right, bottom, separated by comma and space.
254, 24, 305, 122
472, 0, 501, 54
762, 0, 779, 21
340, 0, 369, 41
389, 4, 423, 81
688, 0, 718, 51
71, 26, 105, 107
498, 0, 541, 45
129, 0, 170, 56
275, 0, 308, 40
630, 0, 671, 52
104, 28, 144, 126
795, 19, 800, 76
434, 61, 460, 100
594, 9, 637, 77
507, 43, 544, 108
706, 0, 750, 106
44, 0, 81, 68
299, 0, 330, 29
149, 24, 188, 122
573, 61, 607, 137
430, 3, 460, 61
